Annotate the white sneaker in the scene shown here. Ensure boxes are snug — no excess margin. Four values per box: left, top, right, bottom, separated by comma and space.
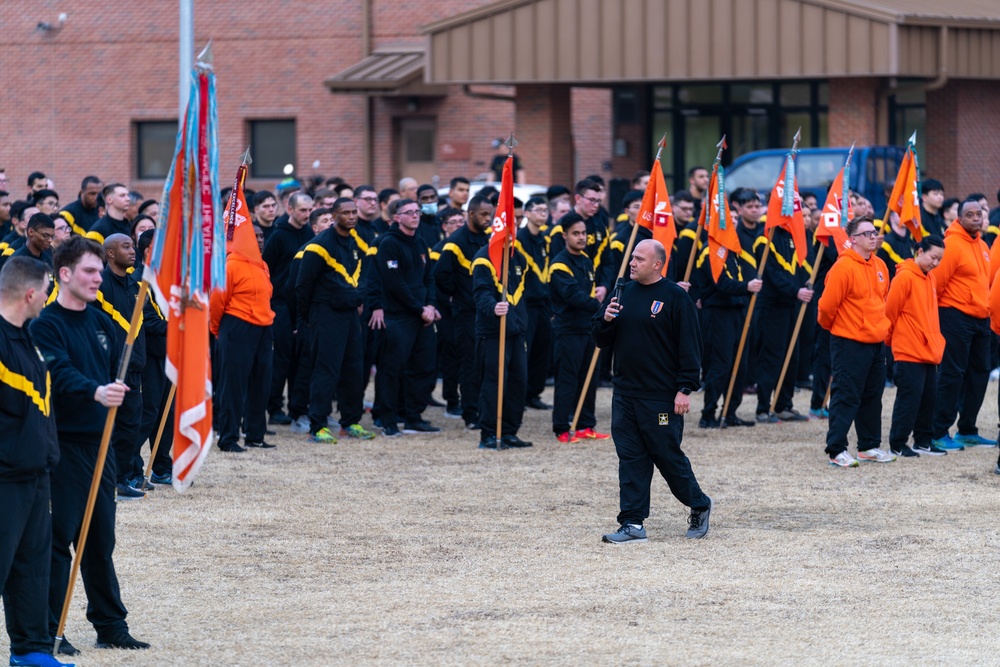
829, 451, 859, 468
857, 448, 896, 463
289, 416, 310, 434
990, 367, 1000, 382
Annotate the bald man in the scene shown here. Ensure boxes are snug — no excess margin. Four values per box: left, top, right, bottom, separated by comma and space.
593, 239, 713, 543
95, 234, 148, 498
398, 177, 418, 201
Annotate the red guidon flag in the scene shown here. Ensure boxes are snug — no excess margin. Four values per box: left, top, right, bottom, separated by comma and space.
488, 156, 517, 274
765, 153, 808, 265
705, 166, 742, 281
636, 158, 676, 276
814, 166, 854, 255
887, 141, 923, 241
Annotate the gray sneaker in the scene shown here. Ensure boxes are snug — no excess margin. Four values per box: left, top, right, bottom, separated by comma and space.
686, 497, 713, 539
289, 416, 310, 434
602, 523, 647, 544
775, 409, 808, 422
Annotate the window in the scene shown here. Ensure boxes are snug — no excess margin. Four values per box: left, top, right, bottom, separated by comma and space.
249, 120, 296, 179
136, 121, 178, 180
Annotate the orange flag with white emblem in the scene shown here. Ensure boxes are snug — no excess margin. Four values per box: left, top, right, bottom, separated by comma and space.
635, 158, 676, 276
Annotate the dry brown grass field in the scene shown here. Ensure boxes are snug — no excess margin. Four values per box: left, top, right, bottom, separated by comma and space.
8, 381, 1000, 666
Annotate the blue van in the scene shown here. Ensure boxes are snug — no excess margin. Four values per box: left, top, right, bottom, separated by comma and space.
724, 146, 906, 216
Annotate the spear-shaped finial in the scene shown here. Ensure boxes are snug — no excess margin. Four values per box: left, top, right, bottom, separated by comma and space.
714, 135, 727, 163
907, 130, 917, 147
791, 127, 802, 153
654, 132, 668, 161
504, 132, 517, 157
845, 140, 856, 166
196, 40, 214, 69
239, 146, 252, 166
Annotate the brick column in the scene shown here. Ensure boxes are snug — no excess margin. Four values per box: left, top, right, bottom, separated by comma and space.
828, 78, 879, 147
925, 80, 1000, 196
515, 84, 573, 187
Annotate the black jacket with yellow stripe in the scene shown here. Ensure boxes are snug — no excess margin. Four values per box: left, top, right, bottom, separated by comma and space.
85, 214, 130, 245
472, 244, 528, 337
695, 241, 756, 309
876, 228, 915, 282
754, 226, 809, 308
92, 266, 145, 374
515, 225, 551, 307
548, 209, 614, 292
294, 227, 365, 325
549, 249, 600, 334
432, 224, 489, 313
0, 316, 58, 481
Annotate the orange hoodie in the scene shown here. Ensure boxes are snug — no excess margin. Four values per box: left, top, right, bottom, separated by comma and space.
989, 268, 1000, 335
933, 220, 990, 318
817, 248, 890, 343
210, 252, 275, 335
884, 259, 946, 364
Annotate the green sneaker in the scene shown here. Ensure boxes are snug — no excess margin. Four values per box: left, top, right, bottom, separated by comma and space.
309, 427, 338, 444
341, 423, 376, 440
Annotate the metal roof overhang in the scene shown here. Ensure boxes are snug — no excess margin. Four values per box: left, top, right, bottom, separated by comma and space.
421, 0, 1000, 85
325, 46, 448, 96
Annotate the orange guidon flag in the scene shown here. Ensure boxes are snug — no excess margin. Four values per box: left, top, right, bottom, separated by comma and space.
223, 162, 265, 266
765, 153, 808, 265
488, 156, 516, 274
814, 166, 854, 255
636, 158, 677, 277
705, 165, 742, 281
887, 139, 923, 241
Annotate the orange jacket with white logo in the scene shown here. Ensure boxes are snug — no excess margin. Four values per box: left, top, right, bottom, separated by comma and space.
884, 259, 946, 364
817, 248, 890, 343
210, 252, 275, 335
933, 221, 990, 318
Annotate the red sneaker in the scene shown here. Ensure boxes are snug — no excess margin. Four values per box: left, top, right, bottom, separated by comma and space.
556, 432, 579, 444
576, 427, 610, 440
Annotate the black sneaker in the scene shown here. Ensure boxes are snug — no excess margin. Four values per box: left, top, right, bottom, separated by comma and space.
403, 420, 440, 433
465, 421, 481, 431
426, 397, 446, 408
268, 412, 293, 425
501, 435, 533, 448
265, 428, 277, 435
218, 442, 246, 452
698, 417, 721, 429
444, 403, 463, 418
891, 445, 920, 458
526, 397, 552, 410
382, 425, 402, 437
128, 476, 152, 492
479, 436, 498, 449
115, 482, 145, 501
724, 416, 755, 427
913, 443, 947, 456
55, 636, 81, 656
686, 497, 712, 539
95, 632, 151, 650
245, 440, 276, 449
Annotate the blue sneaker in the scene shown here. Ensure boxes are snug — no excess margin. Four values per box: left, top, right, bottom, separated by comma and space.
809, 408, 829, 419
953, 433, 998, 448
10, 653, 76, 667
932, 435, 965, 451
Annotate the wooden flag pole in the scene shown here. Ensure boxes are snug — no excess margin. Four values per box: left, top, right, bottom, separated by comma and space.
54, 281, 148, 654
496, 230, 510, 445
682, 136, 726, 284
823, 376, 832, 410
721, 228, 774, 424
769, 245, 823, 414
141, 383, 176, 492
495, 133, 517, 447
569, 135, 667, 435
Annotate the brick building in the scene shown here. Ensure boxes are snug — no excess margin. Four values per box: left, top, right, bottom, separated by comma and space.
1, 0, 998, 205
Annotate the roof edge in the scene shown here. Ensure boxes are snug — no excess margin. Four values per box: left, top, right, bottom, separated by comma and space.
422, 0, 537, 34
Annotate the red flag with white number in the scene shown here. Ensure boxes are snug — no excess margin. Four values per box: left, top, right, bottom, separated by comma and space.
488, 156, 516, 274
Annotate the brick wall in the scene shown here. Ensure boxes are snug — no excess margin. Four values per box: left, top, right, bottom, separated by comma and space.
571, 88, 613, 184
926, 80, 1000, 198
827, 78, 879, 148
